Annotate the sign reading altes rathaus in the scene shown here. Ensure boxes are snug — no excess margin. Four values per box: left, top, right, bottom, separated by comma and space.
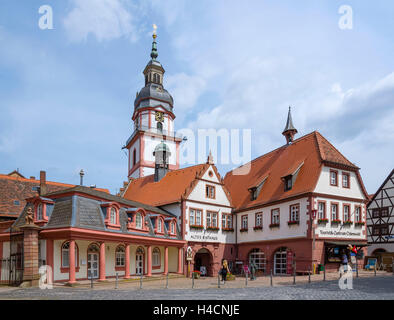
317, 230, 362, 238
189, 234, 219, 242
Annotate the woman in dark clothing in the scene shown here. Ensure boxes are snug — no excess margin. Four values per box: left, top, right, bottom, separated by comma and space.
341, 249, 349, 272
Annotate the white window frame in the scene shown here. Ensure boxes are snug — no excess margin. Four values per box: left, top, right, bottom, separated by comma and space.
355, 207, 361, 222
116, 247, 125, 267
152, 248, 160, 267
331, 204, 338, 220
318, 202, 325, 219
242, 215, 248, 229
290, 205, 299, 222
343, 205, 350, 221
110, 208, 117, 225
272, 209, 280, 225
136, 213, 143, 229
256, 213, 262, 227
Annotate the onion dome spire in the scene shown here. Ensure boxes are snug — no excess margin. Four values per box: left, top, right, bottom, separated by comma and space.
282, 106, 298, 144
151, 24, 158, 60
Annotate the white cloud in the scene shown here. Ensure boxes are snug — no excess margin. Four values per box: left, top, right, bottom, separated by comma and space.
63, 0, 139, 42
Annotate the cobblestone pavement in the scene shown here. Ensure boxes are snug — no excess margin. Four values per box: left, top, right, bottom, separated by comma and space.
0, 273, 393, 300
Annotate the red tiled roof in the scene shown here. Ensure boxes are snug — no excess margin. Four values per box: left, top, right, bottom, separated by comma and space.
224, 131, 365, 211
0, 174, 109, 219
123, 164, 212, 207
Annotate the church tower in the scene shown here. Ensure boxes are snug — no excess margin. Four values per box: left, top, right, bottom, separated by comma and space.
124, 26, 181, 179
282, 106, 298, 145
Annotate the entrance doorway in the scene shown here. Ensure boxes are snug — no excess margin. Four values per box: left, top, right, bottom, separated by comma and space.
87, 244, 100, 279
248, 249, 266, 274
194, 248, 212, 276
136, 247, 144, 275
274, 247, 288, 275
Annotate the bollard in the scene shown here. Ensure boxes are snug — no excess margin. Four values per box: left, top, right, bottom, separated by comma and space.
374, 265, 377, 277
392, 258, 394, 276
140, 273, 143, 289
218, 274, 221, 289
90, 276, 93, 289
192, 274, 195, 289
356, 262, 359, 278
166, 273, 169, 289
115, 273, 118, 289
293, 269, 296, 285
308, 269, 311, 283
270, 269, 273, 287
245, 272, 248, 287
323, 264, 326, 281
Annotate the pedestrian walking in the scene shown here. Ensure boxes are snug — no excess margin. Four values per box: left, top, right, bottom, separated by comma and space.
341, 249, 349, 273
221, 260, 229, 284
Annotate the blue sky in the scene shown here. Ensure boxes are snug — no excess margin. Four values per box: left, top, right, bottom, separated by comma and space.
0, 0, 393, 195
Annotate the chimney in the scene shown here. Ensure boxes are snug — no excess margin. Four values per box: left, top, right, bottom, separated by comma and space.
39, 171, 47, 196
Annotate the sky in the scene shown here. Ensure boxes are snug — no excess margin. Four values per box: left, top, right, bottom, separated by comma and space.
0, 0, 393, 195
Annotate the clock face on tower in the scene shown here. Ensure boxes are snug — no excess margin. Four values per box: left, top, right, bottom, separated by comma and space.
155, 111, 164, 122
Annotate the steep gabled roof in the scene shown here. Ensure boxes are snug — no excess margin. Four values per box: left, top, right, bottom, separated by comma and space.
224, 131, 366, 211
122, 163, 232, 207
367, 168, 394, 207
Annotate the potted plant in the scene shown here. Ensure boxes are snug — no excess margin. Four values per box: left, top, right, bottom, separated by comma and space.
226, 272, 236, 281
253, 226, 263, 231
240, 228, 248, 233
355, 221, 365, 227
269, 223, 280, 229
192, 271, 201, 279
343, 220, 353, 226
190, 225, 204, 230
287, 220, 299, 226
331, 219, 341, 225
318, 218, 329, 224
206, 226, 220, 231
222, 228, 234, 232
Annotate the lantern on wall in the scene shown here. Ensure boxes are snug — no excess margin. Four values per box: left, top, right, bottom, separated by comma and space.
312, 210, 317, 220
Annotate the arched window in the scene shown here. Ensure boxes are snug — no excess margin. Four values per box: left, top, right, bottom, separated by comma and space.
133, 149, 137, 166
110, 208, 117, 225
136, 213, 143, 229
115, 246, 125, 267
157, 121, 163, 132
152, 248, 160, 267
157, 218, 163, 233
61, 241, 78, 268
37, 204, 43, 220
170, 221, 175, 234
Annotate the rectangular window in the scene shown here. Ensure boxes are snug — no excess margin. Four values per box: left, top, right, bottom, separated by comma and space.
255, 213, 263, 227
195, 209, 202, 226
206, 185, 215, 199
206, 211, 217, 228
330, 170, 338, 186
331, 203, 338, 220
343, 205, 350, 221
290, 204, 299, 222
250, 188, 258, 200
372, 208, 380, 218
241, 215, 248, 230
381, 225, 389, 235
381, 207, 389, 217
355, 206, 361, 222
342, 172, 350, 188
222, 214, 233, 229
116, 252, 125, 267
189, 209, 195, 226
271, 209, 280, 225
372, 226, 380, 236
318, 202, 326, 219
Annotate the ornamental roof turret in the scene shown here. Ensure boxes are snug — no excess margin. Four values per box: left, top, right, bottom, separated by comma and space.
282, 106, 298, 144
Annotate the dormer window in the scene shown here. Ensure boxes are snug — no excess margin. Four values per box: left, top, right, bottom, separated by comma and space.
136, 212, 143, 229
284, 176, 292, 191
157, 218, 163, 233
170, 221, 175, 234
36, 203, 43, 221
110, 208, 117, 225
250, 188, 258, 201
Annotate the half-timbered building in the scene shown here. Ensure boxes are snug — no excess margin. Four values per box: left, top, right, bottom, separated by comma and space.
367, 169, 394, 257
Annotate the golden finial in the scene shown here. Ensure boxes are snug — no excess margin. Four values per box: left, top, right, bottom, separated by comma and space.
153, 24, 157, 39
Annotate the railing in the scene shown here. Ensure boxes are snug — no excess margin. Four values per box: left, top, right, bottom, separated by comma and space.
125, 125, 183, 147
